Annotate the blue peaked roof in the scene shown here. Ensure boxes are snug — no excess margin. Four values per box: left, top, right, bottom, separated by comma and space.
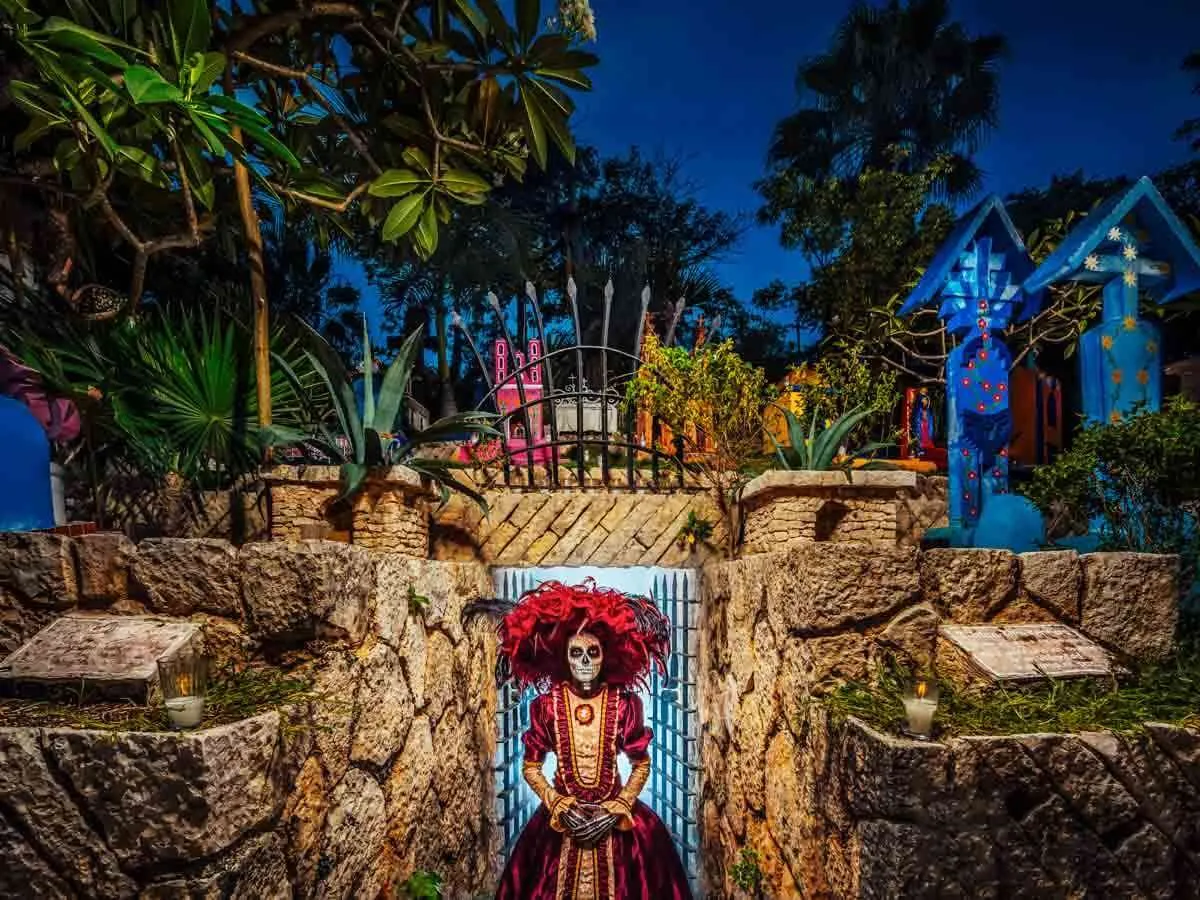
1023, 176, 1200, 304
900, 195, 1038, 318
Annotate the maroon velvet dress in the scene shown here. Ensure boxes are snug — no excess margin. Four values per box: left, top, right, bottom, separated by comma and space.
496, 685, 693, 900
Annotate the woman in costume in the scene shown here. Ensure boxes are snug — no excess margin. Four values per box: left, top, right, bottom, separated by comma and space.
475, 580, 693, 900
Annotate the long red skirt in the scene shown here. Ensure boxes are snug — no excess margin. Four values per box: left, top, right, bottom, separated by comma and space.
496, 800, 693, 900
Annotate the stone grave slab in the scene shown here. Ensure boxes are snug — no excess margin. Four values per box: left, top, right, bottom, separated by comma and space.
0, 615, 201, 702
937, 623, 1115, 689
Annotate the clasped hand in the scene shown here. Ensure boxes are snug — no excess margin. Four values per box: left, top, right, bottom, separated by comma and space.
562, 802, 618, 848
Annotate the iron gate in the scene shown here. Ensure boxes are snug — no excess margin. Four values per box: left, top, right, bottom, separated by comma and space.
492, 566, 700, 894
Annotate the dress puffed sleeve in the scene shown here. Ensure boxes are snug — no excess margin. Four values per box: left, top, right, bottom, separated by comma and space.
605, 691, 652, 830
522, 693, 556, 762
617, 691, 652, 760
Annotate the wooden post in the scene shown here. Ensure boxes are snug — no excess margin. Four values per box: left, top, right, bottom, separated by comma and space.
226, 74, 272, 446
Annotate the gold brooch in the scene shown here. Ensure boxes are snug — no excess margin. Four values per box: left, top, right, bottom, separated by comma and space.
574, 703, 595, 725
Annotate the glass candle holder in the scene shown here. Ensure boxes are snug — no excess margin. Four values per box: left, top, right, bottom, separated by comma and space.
901, 675, 939, 740
158, 653, 209, 730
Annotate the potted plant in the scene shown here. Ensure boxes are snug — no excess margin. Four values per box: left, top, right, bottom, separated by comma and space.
269, 316, 498, 553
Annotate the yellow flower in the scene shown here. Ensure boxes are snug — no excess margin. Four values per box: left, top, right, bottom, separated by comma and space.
1111, 369, 1123, 384
1123, 270, 1137, 287
1101, 335, 1114, 350
1137, 369, 1149, 385
1122, 315, 1137, 331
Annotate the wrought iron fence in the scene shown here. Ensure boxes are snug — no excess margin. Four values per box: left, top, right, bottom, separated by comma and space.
454, 279, 698, 490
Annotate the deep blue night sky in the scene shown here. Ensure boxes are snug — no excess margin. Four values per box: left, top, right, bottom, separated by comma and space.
351, 0, 1200, 326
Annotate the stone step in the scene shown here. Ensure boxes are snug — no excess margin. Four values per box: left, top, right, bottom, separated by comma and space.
937, 623, 1116, 690
0, 614, 201, 703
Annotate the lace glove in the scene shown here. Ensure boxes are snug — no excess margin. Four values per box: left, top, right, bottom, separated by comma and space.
523, 761, 575, 832
601, 754, 650, 831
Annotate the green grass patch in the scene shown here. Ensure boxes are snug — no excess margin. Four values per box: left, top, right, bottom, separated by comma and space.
0, 666, 315, 733
823, 648, 1200, 738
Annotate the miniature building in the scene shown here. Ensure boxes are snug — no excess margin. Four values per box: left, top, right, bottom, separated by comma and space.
494, 337, 551, 464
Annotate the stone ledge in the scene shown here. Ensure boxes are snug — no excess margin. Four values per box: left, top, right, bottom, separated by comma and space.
263, 465, 424, 489
741, 468, 918, 505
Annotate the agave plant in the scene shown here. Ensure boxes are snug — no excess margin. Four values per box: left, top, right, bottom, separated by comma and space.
767, 404, 893, 472
280, 315, 499, 507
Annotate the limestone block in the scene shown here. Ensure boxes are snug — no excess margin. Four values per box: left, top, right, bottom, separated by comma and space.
240, 541, 374, 643
42, 712, 286, 868
316, 768, 388, 900
310, 651, 361, 785
1018, 550, 1082, 622
281, 755, 328, 896
132, 538, 242, 618
76, 532, 136, 606
140, 831, 291, 900
0, 531, 78, 607
0, 813, 76, 899
349, 642, 414, 768
384, 715, 435, 853
920, 548, 1017, 622
877, 602, 940, 670
0, 728, 133, 897
0, 615, 201, 703
1080, 552, 1179, 661
764, 544, 921, 636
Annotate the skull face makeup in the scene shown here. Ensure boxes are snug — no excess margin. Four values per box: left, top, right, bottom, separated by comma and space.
566, 630, 603, 690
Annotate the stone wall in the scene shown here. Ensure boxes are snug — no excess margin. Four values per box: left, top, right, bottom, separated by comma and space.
432, 486, 725, 567
740, 471, 947, 553
0, 534, 499, 899
698, 544, 1182, 899
265, 466, 430, 556
744, 709, 1200, 898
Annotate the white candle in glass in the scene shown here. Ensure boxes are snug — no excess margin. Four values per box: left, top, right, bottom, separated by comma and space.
902, 678, 938, 737
165, 696, 205, 729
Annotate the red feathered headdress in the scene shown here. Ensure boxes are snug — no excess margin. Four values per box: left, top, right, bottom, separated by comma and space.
490, 579, 671, 691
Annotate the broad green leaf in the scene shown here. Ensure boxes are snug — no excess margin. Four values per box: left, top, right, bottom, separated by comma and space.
186, 51, 226, 94
185, 108, 227, 155
168, 0, 211, 66
58, 83, 118, 155
518, 82, 549, 169
124, 65, 184, 104
40, 16, 139, 50
474, 0, 514, 51
14, 115, 58, 151
450, 0, 489, 39
361, 314, 375, 430
521, 80, 573, 165
381, 192, 427, 242
235, 119, 301, 170
401, 146, 433, 176
535, 68, 593, 90
438, 167, 490, 196
117, 145, 169, 187
41, 26, 128, 68
181, 141, 215, 208
413, 200, 439, 258
369, 168, 429, 198
292, 179, 347, 200
7, 81, 65, 123
207, 92, 269, 125
515, 0, 539, 47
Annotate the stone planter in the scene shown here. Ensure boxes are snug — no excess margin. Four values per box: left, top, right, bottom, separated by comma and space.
263, 465, 432, 557
739, 469, 921, 553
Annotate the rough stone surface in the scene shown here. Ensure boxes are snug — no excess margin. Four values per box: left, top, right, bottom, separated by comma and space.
42, 712, 287, 868
0, 727, 134, 897
315, 768, 388, 900
349, 642, 414, 768
76, 532, 136, 606
921, 548, 1018, 622
1080, 552, 1180, 661
240, 541, 374, 643
1018, 550, 1082, 623
700, 547, 1194, 899
0, 532, 78, 608
132, 538, 242, 618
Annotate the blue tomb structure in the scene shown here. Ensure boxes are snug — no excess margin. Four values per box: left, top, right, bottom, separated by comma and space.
1024, 176, 1200, 425
900, 196, 1043, 549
